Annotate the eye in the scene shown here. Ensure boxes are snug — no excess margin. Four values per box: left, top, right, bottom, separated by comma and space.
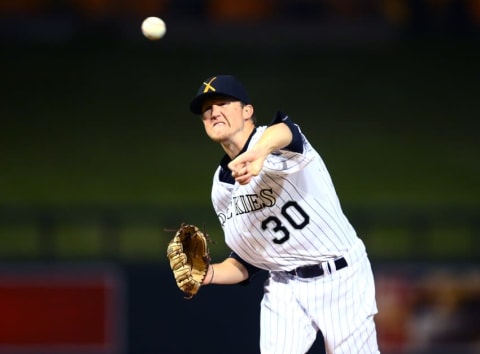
202, 99, 234, 114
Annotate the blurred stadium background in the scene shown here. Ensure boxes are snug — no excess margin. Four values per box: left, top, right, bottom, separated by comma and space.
1, 1, 479, 353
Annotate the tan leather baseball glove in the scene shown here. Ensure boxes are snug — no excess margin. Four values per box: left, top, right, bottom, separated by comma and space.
166, 223, 211, 299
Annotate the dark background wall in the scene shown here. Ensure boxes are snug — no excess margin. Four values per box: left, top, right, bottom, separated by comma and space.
1, 1, 479, 353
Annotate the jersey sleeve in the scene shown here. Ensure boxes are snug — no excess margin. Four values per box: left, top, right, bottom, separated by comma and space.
228, 251, 262, 285
261, 112, 313, 175
269, 111, 303, 154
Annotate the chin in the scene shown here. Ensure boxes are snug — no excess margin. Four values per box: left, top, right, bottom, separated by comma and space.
208, 133, 226, 143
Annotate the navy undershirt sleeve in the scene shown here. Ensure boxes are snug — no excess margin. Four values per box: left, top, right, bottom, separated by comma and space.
269, 111, 304, 154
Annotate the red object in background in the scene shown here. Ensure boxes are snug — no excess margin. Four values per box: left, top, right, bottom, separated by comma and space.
0, 266, 124, 354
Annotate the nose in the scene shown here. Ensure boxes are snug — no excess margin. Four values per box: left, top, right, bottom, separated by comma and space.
211, 104, 222, 115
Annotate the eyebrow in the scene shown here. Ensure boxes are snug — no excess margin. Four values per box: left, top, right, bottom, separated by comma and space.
202, 99, 237, 112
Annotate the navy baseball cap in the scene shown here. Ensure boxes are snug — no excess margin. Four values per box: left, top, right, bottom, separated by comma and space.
189, 75, 251, 114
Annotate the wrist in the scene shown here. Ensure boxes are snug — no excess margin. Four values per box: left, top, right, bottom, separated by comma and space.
205, 265, 215, 285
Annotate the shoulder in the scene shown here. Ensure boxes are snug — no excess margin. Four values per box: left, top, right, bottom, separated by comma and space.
268, 112, 305, 153
248, 125, 267, 146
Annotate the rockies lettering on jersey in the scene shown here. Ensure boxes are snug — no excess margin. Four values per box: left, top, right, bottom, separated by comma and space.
218, 188, 276, 225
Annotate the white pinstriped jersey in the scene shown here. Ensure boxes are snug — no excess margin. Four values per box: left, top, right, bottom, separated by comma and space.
211, 124, 360, 272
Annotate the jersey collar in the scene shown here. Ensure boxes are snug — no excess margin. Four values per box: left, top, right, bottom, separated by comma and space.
218, 127, 257, 184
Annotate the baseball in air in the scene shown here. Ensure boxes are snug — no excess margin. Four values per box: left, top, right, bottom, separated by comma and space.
141, 17, 166, 40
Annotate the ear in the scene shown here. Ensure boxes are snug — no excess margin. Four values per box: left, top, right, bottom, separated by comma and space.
243, 104, 254, 119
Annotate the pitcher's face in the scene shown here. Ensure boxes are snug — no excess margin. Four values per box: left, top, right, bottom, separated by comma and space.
201, 97, 253, 143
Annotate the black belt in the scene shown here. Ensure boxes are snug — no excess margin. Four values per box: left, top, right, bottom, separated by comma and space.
286, 257, 348, 278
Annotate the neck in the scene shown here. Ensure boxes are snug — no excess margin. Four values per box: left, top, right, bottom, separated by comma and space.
221, 124, 255, 159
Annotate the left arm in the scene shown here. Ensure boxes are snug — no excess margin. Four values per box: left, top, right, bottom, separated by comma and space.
228, 122, 292, 185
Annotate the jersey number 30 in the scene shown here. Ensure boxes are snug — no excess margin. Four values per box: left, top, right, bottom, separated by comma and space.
261, 201, 310, 244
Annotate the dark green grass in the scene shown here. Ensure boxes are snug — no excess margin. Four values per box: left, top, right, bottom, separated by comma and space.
1, 38, 479, 260
1, 38, 478, 207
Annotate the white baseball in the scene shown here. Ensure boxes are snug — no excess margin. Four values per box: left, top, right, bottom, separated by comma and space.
141, 17, 166, 40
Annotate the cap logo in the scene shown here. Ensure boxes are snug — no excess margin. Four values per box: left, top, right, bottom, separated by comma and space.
202, 77, 217, 93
